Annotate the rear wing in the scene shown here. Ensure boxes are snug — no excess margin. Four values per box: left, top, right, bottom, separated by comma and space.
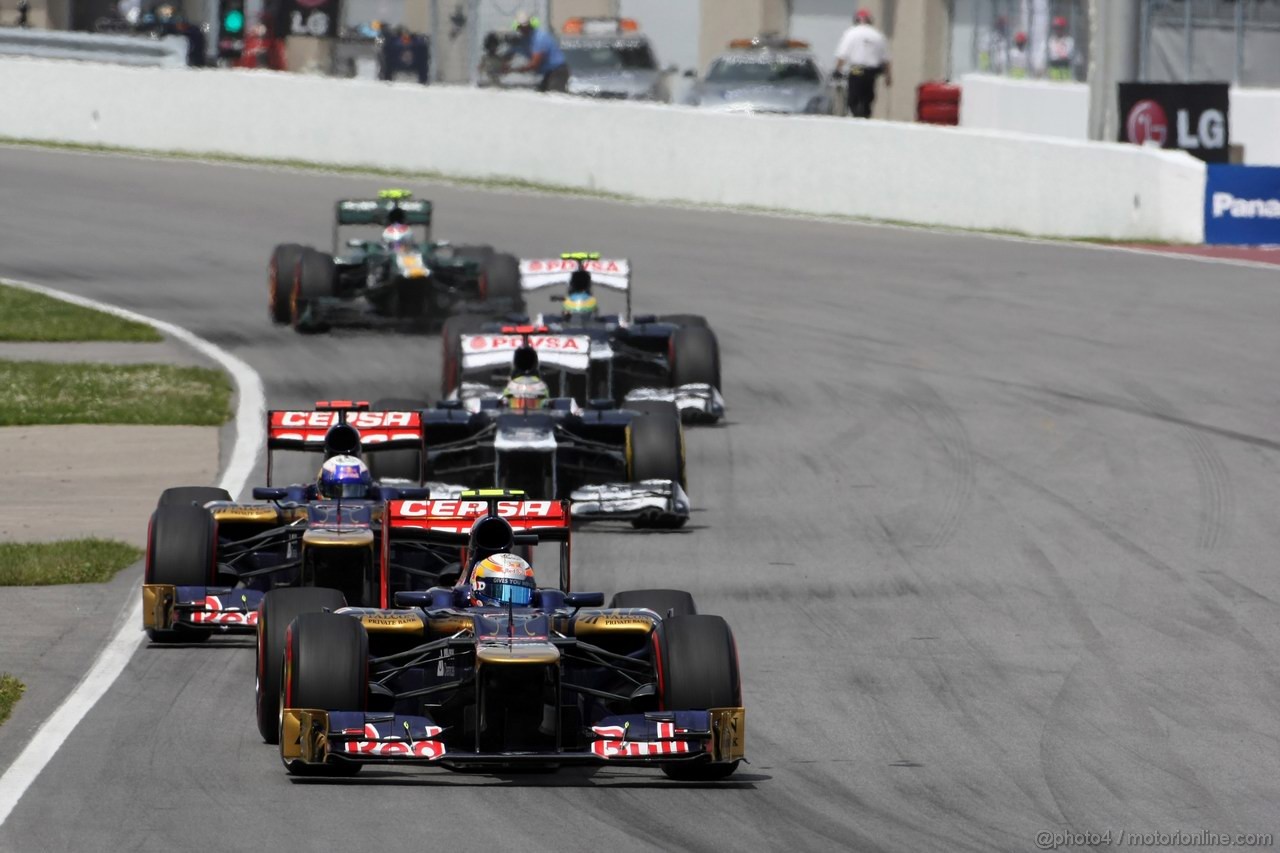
519, 258, 630, 292
265, 401, 424, 485
389, 497, 572, 591
388, 499, 570, 537
458, 333, 591, 374
333, 192, 432, 252
335, 198, 433, 227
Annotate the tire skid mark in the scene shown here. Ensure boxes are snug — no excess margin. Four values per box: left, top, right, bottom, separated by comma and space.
893, 379, 975, 549
1124, 382, 1234, 552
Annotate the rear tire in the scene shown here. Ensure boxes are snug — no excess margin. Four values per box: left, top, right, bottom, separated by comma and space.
291, 249, 336, 333
145, 504, 217, 643
441, 313, 493, 397
628, 401, 685, 488
610, 589, 697, 618
281, 612, 367, 776
449, 244, 495, 266
670, 326, 721, 390
157, 486, 232, 508
658, 615, 742, 781
480, 253, 523, 315
269, 244, 305, 324
365, 397, 429, 482
256, 587, 348, 744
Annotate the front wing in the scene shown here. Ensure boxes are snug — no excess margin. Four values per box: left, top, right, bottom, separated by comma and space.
625, 384, 725, 425
142, 584, 263, 634
281, 708, 745, 770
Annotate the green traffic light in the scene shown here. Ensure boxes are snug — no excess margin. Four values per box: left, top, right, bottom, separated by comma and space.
223, 8, 244, 34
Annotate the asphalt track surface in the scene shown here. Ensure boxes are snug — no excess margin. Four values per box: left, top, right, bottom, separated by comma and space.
2, 145, 1279, 853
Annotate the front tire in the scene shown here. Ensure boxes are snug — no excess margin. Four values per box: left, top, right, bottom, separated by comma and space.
628, 400, 686, 488
269, 244, 305, 324
480, 253, 523, 315
291, 249, 336, 333
157, 486, 232, 508
670, 326, 721, 390
256, 587, 348, 744
145, 504, 217, 643
280, 612, 367, 776
657, 615, 742, 781
440, 313, 493, 397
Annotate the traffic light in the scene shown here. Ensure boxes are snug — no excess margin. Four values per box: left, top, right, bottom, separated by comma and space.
217, 0, 245, 61
219, 0, 245, 37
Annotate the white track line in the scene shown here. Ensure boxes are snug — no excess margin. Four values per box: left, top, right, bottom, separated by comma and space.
0, 278, 265, 826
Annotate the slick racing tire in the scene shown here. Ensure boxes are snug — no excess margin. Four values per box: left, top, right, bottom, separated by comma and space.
290, 248, 336, 333
657, 615, 742, 781
145, 503, 217, 644
670, 325, 721, 390
157, 486, 232, 508
627, 400, 686, 488
657, 313, 709, 328
268, 243, 305, 325
365, 397, 430, 483
281, 612, 368, 776
610, 589, 697, 618
480, 253, 524, 315
257, 587, 348, 744
441, 313, 493, 397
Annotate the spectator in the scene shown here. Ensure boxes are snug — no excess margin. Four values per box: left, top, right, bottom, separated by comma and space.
1009, 31, 1029, 78
1047, 16, 1077, 81
978, 15, 1009, 74
833, 8, 891, 119
507, 11, 568, 93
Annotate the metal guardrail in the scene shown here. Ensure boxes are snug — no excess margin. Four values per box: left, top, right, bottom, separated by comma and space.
0, 27, 187, 68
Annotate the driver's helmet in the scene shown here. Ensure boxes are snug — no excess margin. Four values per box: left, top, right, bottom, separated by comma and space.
502, 374, 549, 411
381, 223, 414, 251
469, 553, 536, 607
316, 455, 373, 499
562, 291, 598, 318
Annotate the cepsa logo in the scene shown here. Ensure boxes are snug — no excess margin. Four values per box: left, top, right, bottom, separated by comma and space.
1126, 99, 1168, 145
273, 411, 418, 428
463, 335, 585, 352
396, 500, 559, 518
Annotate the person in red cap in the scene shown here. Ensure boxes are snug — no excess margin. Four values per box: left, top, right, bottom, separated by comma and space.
833, 8, 891, 118
1009, 31, 1029, 78
1048, 15, 1077, 81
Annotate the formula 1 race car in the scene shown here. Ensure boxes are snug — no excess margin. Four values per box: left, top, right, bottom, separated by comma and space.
278, 494, 745, 780
370, 390, 690, 528
267, 190, 523, 333
439, 253, 724, 424
141, 402, 442, 648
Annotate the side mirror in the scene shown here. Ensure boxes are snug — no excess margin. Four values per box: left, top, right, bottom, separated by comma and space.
346, 238, 365, 248
549, 294, 566, 303
252, 487, 288, 500
682, 68, 696, 78
564, 591, 604, 608
587, 398, 615, 410
393, 590, 434, 608
389, 486, 432, 499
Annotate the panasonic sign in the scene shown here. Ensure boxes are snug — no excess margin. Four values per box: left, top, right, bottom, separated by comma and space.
1204, 165, 1280, 245
1212, 193, 1280, 219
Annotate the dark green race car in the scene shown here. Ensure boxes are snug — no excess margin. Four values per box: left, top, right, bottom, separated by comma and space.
268, 190, 523, 333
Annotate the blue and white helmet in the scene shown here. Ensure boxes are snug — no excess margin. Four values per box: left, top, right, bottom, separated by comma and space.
317, 455, 372, 499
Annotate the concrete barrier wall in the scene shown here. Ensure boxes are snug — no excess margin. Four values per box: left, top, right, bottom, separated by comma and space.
961, 73, 1280, 167
960, 74, 1090, 141
0, 57, 1205, 242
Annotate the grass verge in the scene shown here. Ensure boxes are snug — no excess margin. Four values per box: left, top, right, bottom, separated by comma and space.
0, 360, 232, 426
0, 539, 143, 586
0, 675, 24, 726
0, 283, 161, 343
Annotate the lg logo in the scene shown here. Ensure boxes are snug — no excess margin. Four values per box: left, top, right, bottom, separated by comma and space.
1126, 100, 1226, 151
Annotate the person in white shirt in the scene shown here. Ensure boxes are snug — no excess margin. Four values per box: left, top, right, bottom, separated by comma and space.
833, 8, 892, 118
1047, 16, 1077, 81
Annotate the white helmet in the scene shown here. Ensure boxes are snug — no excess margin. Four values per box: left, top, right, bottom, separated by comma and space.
382, 223, 414, 250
